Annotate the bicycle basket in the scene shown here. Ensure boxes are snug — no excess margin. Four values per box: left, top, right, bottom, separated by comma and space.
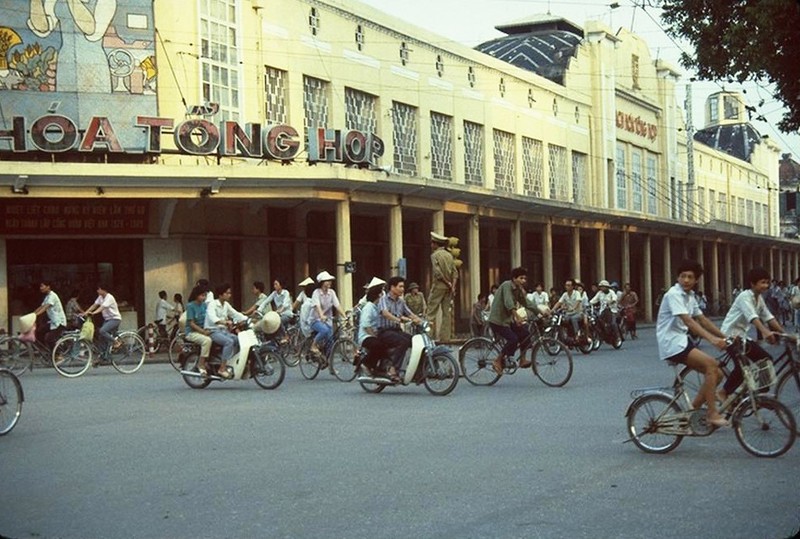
743, 359, 776, 391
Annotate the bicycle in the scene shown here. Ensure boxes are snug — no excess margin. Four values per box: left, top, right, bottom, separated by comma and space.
297, 315, 358, 382
0, 368, 23, 436
52, 323, 146, 378
459, 308, 574, 387
137, 316, 183, 371
0, 333, 55, 376
625, 337, 796, 457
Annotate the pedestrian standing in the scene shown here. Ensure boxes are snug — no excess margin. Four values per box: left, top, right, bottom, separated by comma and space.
470, 293, 488, 337
405, 282, 427, 318
426, 231, 457, 341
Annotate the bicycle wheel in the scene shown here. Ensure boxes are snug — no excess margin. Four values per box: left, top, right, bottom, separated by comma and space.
626, 393, 684, 454
459, 338, 501, 386
423, 351, 459, 396
330, 338, 357, 382
732, 396, 796, 458
0, 337, 32, 376
610, 325, 623, 349
0, 369, 23, 436
590, 326, 602, 351
250, 347, 286, 390
51, 336, 92, 378
298, 339, 321, 380
110, 332, 146, 374
776, 369, 800, 432
180, 351, 211, 389
281, 326, 301, 367
532, 338, 573, 387
168, 334, 185, 371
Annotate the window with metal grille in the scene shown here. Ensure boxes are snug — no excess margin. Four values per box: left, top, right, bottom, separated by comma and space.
467, 66, 476, 88
463, 121, 484, 186
309, 6, 320, 35
698, 187, 706, 219
738, 197, 745, 225
303, 75, 329, 147
430, 112, 453, 181
632, 150, 643, 212
493, 129, 515, 193
265, 66, 288, 124
392, 102, 418, 175
548, 144, 568, 201
616, 144, 627, 209
200, 0, 241, 122
435, 54, 444, 77
345, 87, 377, 134
572, 151, 587, 204
746, 199, 754, 228
522, 137, 544, 198
646, 154, 658, 215
355, 24, 364, 51
718, 192, 728, 222
709, 189, 716, 220
399, 42, 409, 66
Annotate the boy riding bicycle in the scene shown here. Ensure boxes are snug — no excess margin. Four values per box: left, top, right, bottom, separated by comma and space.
656, 260, 728, 427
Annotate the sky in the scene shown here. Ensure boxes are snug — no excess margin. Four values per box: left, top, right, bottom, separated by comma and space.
359, 0, 800, 159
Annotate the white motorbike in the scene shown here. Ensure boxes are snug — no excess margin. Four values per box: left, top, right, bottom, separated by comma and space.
180, 314, 285, 390
355, 321, 459, 396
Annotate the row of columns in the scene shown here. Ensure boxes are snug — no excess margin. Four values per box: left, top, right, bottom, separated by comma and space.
331, 200, 800, 322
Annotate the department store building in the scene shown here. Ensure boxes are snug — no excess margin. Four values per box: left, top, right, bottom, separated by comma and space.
0, 0, 796, 332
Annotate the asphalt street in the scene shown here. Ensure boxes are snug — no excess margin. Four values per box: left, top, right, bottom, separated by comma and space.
1, 327, 799, 539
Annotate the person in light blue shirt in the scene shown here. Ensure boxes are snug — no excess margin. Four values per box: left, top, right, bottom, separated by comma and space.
357, 283, 389, 377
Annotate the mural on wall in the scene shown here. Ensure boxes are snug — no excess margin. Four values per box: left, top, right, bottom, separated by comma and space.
0, 0, 158, 149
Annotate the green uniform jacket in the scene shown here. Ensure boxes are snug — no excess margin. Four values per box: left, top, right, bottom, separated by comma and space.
430, 247, 456, 288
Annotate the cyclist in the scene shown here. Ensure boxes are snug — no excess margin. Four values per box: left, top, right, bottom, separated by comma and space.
309, 271, 347, 356
656, 260, 728, 427
264, 278, 293, 327
589, 279, 619, 335
552, 278, 589, 343
184, 285, 212, 377
154, 290, 175, 338
33, 280, 67, 350
243, 281, 271, 318
488, 267, 536, 375
204, 283, 246, 379
719, 266, 785, 401
81, 284, 122, 360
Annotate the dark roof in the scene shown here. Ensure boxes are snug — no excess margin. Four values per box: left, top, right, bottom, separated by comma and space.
693, 123, 763, 163
475, 16, 584, 85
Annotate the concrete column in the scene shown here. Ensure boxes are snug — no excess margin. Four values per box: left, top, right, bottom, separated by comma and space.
778, 248, 784, 283
643, 235, 653, 322
389, 204, 403, 274
293, 208, 309, 283
663, 236, 672, 289
468, 215, 480, 316
724, 243, 732, 308
572, 226, 581, 282
596, 228, 606, 280
768, 248, 774, 279
336, 200, 353, 309
511, 219, 522, 269
710, 241, 719, 314
543, 222, 554, 290
0, 239, 7, 332
432, 209, 445, 235
697, 240, 705, 293
621, 231, 631, 287
736, 245, 744, 290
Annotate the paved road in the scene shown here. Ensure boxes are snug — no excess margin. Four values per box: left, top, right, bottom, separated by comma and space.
1, 328, 799, 539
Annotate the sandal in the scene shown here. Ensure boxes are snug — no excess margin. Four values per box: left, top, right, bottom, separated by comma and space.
198, 366, 208, 377
218, 367, 233, 380
707, 416, 729, 428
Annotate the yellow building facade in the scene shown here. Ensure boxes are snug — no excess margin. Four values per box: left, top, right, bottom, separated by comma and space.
0, 0, 794, 332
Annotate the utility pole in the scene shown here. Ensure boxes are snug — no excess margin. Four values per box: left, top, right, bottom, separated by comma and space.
685, 82, 696, 222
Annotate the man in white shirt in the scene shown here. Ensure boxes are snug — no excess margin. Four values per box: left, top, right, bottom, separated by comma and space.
34, 280, 67, 349
204, 283, 246, 378
589, 279, 619, 334
82, 284, 122, 359
656, 260, 728, 427
719, 266, 784, 400
154, 290, 175, 337
553, 279, 588, 341
243, 281, 271, 318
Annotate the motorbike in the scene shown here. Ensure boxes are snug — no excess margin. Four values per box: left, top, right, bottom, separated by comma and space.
355, 320, 459, 396
179, 314, 286, 390
543, 310, 593, 355
587, 305, 623, 350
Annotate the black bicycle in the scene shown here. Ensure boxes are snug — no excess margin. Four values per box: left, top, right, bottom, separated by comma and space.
0, 368, 23, 436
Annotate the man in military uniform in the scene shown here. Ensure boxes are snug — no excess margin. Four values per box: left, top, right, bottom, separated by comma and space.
427, 231, 457, 341
404, 282, 427, 318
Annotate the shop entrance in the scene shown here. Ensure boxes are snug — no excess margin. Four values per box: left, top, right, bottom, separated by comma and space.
6, 239, 145, 329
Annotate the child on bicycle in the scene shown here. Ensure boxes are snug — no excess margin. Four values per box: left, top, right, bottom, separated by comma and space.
488, 267, 536, 375
656, 260, 728, 427
719, 266, 784, 401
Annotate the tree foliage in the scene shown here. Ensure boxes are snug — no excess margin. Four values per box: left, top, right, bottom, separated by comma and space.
659, 0, 800, 133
